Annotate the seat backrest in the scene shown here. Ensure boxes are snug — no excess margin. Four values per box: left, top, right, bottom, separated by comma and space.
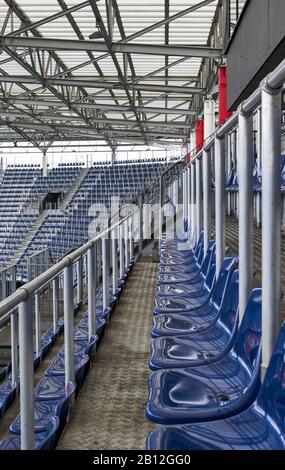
194, 235, 203, 257
210, 257, 238, 308
200, 241, 216, 276
194, 231, 204, 254
196, 241, 205, 266
232, 288, 262, 372
218, 270, 239, 332
225, 168, 235, 188
280, 154, 285, 185
256, 321, 285, 430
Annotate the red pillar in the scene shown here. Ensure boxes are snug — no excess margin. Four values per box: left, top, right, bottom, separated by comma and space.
195, 120, 204, 152
218, 65, 233, 125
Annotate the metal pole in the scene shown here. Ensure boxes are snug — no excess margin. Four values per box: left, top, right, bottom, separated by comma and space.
63, 264, 75, 386
190, 161, 196, 240
35, 292, 41, 357
227, 133, 232, 215
52, 277, 59, 334
238, 107, 254, 319
203, 149, 211, 255
214, 136, 226, 277
129, 216, 134, 259
19, 298, 35, 450
87, 245, 96, 338
159, 177, 163, 243
124, 220, 129, 270
10, 311, 18, 386
2, 270, 7, 300
102, 237, 108, 309
119, 224, 124, 278
187, 166, 191, 239
76, 257, 83, 305
112, 228, 118, 295
138, 193, 143, 251
256, 107, 262, 226
261, 84, 282, 376
195, 157, 202, 243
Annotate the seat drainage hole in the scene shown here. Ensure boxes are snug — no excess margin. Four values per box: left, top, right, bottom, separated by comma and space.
218, 394, 229, 402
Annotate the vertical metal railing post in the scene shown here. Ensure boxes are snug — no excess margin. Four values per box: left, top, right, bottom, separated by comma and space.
119, 223, 124, 279
138, 193, 143, 251
63, 264, 75, 386
203, 148, 211, 256
195, 156, 202, 244
159, 176, 163, 243
124, 220, 129, 270
52, 277, 59, 334
187, 166, 191, 240
261, 82, 282, 376
35, 292, 41, 357
87, 245, 96, 338
1, 269, 7, 300
102, 236, 109, 310
227, 133, 232, 215
19, 297, 35, 450
256, 107, 262, 226
76, 256, 83, 305
190, 161, 196, 241
129, 216, 134, 260
238, 107, 254, 319
214, 136, 226, 277
112, 228, 118, 295
11, 266, 18, 386
182, 171, 186, 228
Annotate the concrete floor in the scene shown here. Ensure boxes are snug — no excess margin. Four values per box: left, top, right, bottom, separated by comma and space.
58, 259, 158, 450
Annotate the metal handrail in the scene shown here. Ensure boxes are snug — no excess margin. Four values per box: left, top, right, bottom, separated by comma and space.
0, 216, 128, 323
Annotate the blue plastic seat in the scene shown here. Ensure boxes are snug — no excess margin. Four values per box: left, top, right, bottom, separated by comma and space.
154, 257, 237, 316
60, 335, 98, 359
157, 243, 215, 294
146, 321, 285, 450
149, 270, 239, 369
35, 375, 74, 401
146, 288, 261, 424
0, 380, 17, 418
10, 382, 75, 445
0, 417, 59, 450
158, 241, 212, 276
45, 353, 89, 393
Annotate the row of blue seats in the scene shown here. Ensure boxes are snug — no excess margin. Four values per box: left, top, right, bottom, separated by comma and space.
0, 256, 135, 449
145, 230, 285, 450
226, 156, 285, 193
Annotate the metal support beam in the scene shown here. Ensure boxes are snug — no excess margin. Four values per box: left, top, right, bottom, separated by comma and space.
0, 75, 204, 94
0, 36, 222, 58
1, 97, 197, 116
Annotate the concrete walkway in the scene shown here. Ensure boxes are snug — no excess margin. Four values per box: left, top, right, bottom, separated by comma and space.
58, 259, 157, 450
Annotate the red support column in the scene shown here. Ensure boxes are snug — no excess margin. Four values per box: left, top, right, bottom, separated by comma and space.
195, 120, 204, 152
218, 65, 233, 125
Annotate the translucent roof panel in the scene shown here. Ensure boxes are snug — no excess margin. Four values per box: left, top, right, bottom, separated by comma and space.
0, 0, 244, 148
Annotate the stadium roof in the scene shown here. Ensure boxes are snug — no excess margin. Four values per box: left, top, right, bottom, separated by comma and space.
0, 0, 245, 151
